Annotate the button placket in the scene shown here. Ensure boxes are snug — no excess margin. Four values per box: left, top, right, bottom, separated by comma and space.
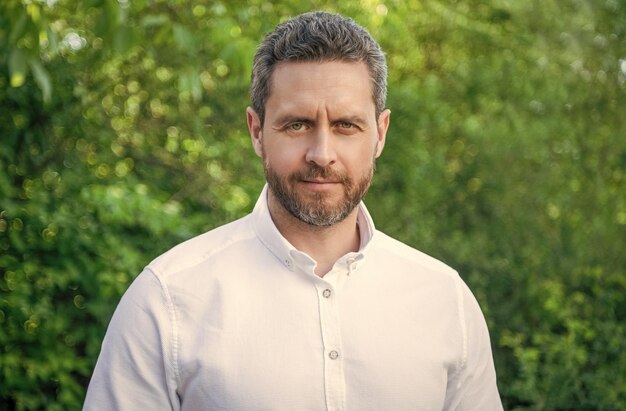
316, 282, 345, 411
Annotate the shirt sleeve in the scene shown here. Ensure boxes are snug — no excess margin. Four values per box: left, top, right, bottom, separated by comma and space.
443, 278, 503, 411
83, 269, 180, 411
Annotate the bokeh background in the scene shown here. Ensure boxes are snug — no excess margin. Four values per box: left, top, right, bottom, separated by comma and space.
1, 0, 625, 409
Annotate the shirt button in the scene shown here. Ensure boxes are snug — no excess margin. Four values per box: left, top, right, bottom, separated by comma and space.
328, 350, 339, 360
322, 289, 332, 298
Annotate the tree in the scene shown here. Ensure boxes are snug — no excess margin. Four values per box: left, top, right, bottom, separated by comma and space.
1, 0, 625, 409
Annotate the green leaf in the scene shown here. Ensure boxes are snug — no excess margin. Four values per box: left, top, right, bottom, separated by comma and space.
113, 26, 135, 54
8, 8, 28, 44
178, 68, 202, 102
9, 49, 28, 88
172, 23, 195, 53
47, 27, 59, 54
29, 58, 52, 104
141, 14, 169, 27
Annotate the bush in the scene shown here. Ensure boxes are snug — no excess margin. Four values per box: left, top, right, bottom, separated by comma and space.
1, 1, 625, 409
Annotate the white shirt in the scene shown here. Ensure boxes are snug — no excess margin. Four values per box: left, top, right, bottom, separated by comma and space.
84, 186, 503, 410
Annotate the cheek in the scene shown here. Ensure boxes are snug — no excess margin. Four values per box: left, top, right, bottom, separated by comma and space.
263, 143, 304, 170
345, 141, 378, 165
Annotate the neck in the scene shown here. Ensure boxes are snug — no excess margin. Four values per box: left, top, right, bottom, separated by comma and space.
267, 190, 361, 277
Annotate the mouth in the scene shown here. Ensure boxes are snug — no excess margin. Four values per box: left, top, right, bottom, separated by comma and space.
292, 166, 347, 192
299, 179, 342, 192
301, 179, 340, 184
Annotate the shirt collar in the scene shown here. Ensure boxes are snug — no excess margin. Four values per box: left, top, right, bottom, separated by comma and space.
251, 184, 376, 272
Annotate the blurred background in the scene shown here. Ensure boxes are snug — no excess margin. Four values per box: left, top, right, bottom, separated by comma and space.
1, 0, 625, 409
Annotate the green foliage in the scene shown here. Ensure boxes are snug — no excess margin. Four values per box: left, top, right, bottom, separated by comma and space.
1, 0, 625, 409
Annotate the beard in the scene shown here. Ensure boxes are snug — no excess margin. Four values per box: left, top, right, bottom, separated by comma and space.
264, 160, 375, 227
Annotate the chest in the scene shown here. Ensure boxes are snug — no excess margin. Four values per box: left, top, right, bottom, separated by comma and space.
174, 268, 460, 411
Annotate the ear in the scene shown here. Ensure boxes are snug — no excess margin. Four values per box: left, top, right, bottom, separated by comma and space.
374, 109, 390, 158
247, 107, 263, 158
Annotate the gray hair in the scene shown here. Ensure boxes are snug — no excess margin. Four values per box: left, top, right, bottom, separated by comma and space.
250, 11, 387, 125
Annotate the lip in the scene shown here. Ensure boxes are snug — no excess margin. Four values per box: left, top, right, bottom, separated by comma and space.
302, 179, 339, 184
299, 180, 341, 192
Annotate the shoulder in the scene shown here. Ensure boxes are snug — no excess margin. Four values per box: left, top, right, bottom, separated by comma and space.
371, 231, 490, 335
371, 230, 460, 281
147, 213, 256, 279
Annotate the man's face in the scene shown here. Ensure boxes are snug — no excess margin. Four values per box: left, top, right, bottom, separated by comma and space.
247, 61, 390, 226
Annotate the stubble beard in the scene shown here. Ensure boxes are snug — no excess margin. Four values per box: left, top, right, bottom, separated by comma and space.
264, 160, 375, 227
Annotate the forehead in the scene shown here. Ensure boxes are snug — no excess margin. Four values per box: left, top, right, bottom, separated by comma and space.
265, 61, 375, 118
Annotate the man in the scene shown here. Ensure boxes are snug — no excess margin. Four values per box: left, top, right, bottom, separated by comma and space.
84, 11, 503, 410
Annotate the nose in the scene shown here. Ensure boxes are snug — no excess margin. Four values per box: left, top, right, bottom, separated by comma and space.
305, 127, 336, 167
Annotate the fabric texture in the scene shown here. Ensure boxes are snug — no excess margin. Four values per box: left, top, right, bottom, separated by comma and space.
84, 185, 503, 410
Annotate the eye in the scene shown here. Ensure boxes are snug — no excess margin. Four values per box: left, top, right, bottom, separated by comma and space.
335, 121, 361, 135
289, 123, 305, 131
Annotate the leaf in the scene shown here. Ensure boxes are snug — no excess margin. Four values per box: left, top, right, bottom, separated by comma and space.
113, 26, 135, 54
47, 27, 59, 54
29, 58, 52, 104
141, 14, 169, 27
8, 8, 28, 44
9, 49, 28, 88
26, 3, 41, 24
172, 23, 195, 53
178, 68, 202, 102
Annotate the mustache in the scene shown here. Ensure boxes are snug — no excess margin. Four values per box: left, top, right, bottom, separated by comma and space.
288, 165, 350, 184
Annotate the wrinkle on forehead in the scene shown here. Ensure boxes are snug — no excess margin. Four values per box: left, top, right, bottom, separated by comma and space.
265, 61, 377, 125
